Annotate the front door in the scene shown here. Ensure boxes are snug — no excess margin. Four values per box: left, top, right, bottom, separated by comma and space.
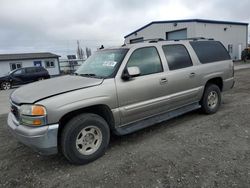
10, 69, 26, 85
115, 46, 170, 125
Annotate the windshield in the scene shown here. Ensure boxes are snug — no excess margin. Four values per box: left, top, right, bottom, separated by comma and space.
75, 49, 128, 78
8, 70, 16, 75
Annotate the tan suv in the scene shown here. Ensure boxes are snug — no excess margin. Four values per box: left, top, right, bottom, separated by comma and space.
8, 38, 234, 164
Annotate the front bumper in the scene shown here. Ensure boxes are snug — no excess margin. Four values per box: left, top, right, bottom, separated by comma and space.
7, 112, 59, 155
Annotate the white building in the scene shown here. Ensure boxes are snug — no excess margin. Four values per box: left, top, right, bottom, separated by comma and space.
124, 19, 249, 60
0, 52, 60, 76
59, 59, 85, 74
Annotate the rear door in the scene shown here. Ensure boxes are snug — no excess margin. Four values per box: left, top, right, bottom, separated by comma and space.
37, 67, 49, 79
161, 44, 202, 109
24, 67, 38, 82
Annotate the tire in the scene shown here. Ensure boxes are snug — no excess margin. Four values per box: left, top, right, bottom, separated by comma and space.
61, 113, 110, 165
1, 81, 11, 90
200, 84, 221, 114
38, 77, 44, 81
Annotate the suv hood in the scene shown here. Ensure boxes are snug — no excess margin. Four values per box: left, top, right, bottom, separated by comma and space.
11, 75, 103, 104
0, 75, 9, 80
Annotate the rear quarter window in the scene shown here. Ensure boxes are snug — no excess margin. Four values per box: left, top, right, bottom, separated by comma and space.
190, 41, 231, 64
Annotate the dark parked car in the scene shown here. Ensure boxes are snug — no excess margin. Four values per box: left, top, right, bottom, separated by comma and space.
0, 67, 50, 90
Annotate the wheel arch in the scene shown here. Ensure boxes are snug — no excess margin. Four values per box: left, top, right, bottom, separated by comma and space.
57, 104, 115, 148
205, 77, 223, 91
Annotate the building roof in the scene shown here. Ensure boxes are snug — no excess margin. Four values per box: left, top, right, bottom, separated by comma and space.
0, 52, 60, 61
124, 19, 249, 38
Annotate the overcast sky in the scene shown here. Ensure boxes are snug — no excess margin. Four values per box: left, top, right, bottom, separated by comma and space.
0, 0, 249, 58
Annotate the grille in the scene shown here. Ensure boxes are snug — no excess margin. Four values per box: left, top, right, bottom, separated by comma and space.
11, 104, 20, 121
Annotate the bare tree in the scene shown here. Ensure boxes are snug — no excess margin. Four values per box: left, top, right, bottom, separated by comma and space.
76, 40, 85, 59
86, 47, 92, 58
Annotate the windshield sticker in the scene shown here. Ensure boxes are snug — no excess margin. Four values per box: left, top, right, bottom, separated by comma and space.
103, 61, 117, 67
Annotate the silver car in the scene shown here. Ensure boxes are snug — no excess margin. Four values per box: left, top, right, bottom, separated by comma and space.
7, 39, 234, 164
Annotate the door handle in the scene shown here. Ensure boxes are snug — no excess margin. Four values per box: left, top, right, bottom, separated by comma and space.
189, 72, 196, 78
160, 77, 168, 84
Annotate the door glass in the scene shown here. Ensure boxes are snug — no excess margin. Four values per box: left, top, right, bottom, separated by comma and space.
127, 47, 163, 76
162, 45, 193, 70
26, 67, 36, 73
13, 69, 23, 75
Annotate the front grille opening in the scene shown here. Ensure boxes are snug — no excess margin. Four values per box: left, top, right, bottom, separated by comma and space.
11, 105, 20, 121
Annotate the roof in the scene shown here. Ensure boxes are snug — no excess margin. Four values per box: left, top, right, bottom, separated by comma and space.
124, 19, 249, 38
0, 52, 60, 61
121, 38, 218, 49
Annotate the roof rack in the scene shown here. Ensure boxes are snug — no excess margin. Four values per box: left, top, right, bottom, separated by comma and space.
129, 37, 214, 44
148, 38, 165, 43
129, 38, 164, 44
165, 37, 214, 41
185, 37, 206, 40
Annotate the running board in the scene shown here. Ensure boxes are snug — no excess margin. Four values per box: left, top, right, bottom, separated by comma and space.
114, 102, 201, 135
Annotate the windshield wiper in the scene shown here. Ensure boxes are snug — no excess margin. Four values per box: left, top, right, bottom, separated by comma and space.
80, 73, 96, 77
78, 73, 104, 79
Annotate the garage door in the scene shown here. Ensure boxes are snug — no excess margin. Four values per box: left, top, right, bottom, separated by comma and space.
166, 29, 187, 40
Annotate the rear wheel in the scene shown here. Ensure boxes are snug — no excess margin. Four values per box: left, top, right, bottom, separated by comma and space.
61, 113, 110, 165
38, 77, 45, 81
200, 84, 221, 114
1, 81, 11, 90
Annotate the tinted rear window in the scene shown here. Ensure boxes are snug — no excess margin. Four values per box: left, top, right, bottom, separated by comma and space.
190, 41, 231, 64
25, 67, 36, 73
36, 67, 45, 72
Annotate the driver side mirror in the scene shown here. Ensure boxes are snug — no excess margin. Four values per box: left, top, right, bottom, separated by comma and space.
122, 66, 141, 80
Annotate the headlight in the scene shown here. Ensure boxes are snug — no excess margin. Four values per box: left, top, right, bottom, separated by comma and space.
20, 105, 46, 116
20, 105, 47, 126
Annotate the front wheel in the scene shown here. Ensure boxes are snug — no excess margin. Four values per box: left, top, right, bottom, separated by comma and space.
1, 81, 11, 90
61, 113, 110, 165
200, 84, 221, 114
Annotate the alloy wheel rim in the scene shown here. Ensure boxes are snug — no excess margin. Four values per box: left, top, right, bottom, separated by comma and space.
76, 126, 102, 155
207, 91, 218, 109
2, 82, 10, 90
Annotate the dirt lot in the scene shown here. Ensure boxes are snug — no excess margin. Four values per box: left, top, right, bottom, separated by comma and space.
1, 69, 250, 188
0, 89, 13, 115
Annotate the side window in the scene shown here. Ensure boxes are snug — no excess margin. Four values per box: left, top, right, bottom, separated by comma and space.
45, 61, 55, 68
13, 69, 24, 75
25, 67, 36, 73
36, 67, 44, 72
127, 47, 163, 76
190, 41, 231, 63
162, 45, 193, 71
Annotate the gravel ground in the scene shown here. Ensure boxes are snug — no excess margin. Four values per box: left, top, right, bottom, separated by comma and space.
1, 69, 250, 188
0, 89, 14, 115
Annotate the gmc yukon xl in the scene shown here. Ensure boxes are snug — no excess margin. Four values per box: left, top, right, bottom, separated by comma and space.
7, 39, 234, 164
